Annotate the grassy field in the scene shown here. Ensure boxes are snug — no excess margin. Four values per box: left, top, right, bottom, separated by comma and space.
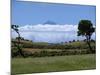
11, 54, 96, 74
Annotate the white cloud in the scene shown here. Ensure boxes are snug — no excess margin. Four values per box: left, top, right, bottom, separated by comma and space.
11, 24, 95, 43
19, 24, 78, 32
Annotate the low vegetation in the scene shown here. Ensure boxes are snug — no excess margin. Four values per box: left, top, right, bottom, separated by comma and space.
11, 39, 96, 57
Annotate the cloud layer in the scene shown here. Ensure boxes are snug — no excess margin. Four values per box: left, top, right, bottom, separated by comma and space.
12, 24, 95, 43
18, 24, 78, 32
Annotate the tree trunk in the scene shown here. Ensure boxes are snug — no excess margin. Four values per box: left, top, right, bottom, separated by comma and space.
17, 32, 25, 57
86, 35, 94, 53
86, 41, 93, 53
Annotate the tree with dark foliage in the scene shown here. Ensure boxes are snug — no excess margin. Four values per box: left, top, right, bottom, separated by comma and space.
77, 20, 95, 53
11, 25, 25, 57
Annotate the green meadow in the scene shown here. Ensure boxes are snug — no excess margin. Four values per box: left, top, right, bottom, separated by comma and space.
12, 54, 96, 74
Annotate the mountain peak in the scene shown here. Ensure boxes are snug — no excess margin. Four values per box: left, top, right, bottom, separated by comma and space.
43, 20, 57, 25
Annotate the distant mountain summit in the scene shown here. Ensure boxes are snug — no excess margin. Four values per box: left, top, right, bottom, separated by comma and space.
43, 20, 57, 25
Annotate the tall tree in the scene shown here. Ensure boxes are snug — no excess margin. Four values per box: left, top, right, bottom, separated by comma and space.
11, 25, 25, 57
77, 20, 95, 53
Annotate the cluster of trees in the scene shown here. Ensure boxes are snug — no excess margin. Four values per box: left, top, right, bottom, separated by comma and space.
15, 37, 32, 42
64, 39, 95, 44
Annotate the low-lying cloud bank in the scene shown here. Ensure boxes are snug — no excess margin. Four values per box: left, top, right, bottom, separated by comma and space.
12, 24, 95, 43
18, 24, 78, 32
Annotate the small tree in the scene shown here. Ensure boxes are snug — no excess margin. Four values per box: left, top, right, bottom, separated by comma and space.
11, 25, 25, 57
77, 20, 95, 53
73, 40, 75, 42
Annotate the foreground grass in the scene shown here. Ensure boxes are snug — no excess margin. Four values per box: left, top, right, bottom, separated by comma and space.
12, 54, 96, 74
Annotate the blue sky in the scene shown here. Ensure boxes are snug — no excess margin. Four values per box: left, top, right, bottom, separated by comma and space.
11, 0, 96, 43
12, 0, 96, 25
